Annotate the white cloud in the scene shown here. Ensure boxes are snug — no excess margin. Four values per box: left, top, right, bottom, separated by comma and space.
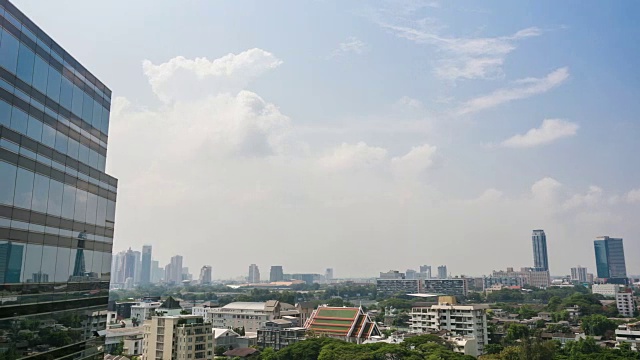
457, 67, 569, 115
318, 142, 388, 171
371, 4, 544, 81
499, 119, 578, 148
391, 144, 437, 178
531, 177, 562, 204
328, 37, 368, 59
142, 48, 282, 102
563, 185, 603, 210
626, 188, 640, 203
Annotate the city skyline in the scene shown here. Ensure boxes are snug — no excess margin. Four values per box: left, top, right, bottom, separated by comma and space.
13, 1, 640, 278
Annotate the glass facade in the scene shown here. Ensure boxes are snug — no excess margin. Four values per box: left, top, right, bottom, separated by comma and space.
593, 236, 627, 284
0, 0, 116, 358
531, 229, 549, 272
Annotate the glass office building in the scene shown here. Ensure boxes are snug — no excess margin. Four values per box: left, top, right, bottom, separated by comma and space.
532, 229, 549, 271
594, 236, 627, 285
0, 0, 116, 358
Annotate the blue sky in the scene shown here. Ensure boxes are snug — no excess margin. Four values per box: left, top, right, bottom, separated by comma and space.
15, 0, 640, 278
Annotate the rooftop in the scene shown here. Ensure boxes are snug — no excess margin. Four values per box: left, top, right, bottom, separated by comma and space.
221, 302, 268, 311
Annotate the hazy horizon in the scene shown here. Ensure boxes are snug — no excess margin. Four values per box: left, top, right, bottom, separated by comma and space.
16, 0, 640, 278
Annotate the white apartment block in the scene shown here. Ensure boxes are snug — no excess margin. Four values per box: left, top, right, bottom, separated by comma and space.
616, 291, 637, 317
410, 298, 489, 355
132, 302, 163, 322
142, 315, 214, 360
592, 284, 619, 298
616, 322, 640, 351
207, 301, 294, 333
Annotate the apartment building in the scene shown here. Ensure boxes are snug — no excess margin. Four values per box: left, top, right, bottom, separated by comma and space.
257, 319, 307, 350
376, 278, 421, 297
616, 322, 640, 351
492, 268, 550, 288
142, 315, 214, 360
616, 291, 637, 318
592, 284, 620, 298
423, 278, 468, 296
207, 300, 294, 332
410, 297, 489, 355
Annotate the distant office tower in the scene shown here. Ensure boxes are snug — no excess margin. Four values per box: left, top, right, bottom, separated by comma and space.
0, 0, 117, 356
164, 263, 171, 283
151, 260, 160, 283
112, 251, 126, 283
379, 270, 405, 279
325, 268, 334, 281
165, 255, 183, 283
437, 265, 447, 279
532, 230, 549, 271
570, 266, 588, 283
182, 267, 191, 281
199, 265, 212, 284
594, 236, 627, 284
0, 241, 23, 283
133, 250, 141, 283
123, 248, 137, 282
405, 269, 417, 280
419, 265, 432, 279
140, 245, 152, 285
270, 265, 284, 282
248, 264, 260, 283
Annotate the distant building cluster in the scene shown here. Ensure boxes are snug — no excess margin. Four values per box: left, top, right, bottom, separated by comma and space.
110, 245, 213, 289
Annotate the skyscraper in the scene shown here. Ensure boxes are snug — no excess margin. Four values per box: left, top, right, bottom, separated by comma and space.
140, 245, 152, 285
270, 265, 284, 282
532, 229, 549, 271
0, 1, 116, 357
123, 248, 136, 282
151, 260, 161, 283
166, 255, 183, 283
325, 268, 334, 281
248, 264, 260, 283
437, 265, 447, 279
570, 266, 588, 283
594, 236, 627, 284
419, 265, 432, 279
199, 265, 212, 284
132, 249, 141, 283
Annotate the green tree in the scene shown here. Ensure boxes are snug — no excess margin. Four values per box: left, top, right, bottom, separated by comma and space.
112, 339, 124, 355
580, 314, 617, 336
503, 323, 530, 344
214, 346, 227, 356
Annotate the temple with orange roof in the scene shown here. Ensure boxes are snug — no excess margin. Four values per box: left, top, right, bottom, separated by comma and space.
304, 306, 381, 344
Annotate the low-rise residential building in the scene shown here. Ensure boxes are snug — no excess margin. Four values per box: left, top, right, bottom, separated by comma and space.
565, 305, 581, 320
213, 328, 240, 350
257, 319, 307, 351
615, 322, 640, 351
483, 276, 526, 290
616, 291, 637, 317
592, 284, 620, 298
305, 306, 381, 344
441, 333, 480, 357
410, 297, 488, 355
142, 315, 214, 360
207, 301, 294, 332
105, 327, 145, 356
131, 302, 163, 322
